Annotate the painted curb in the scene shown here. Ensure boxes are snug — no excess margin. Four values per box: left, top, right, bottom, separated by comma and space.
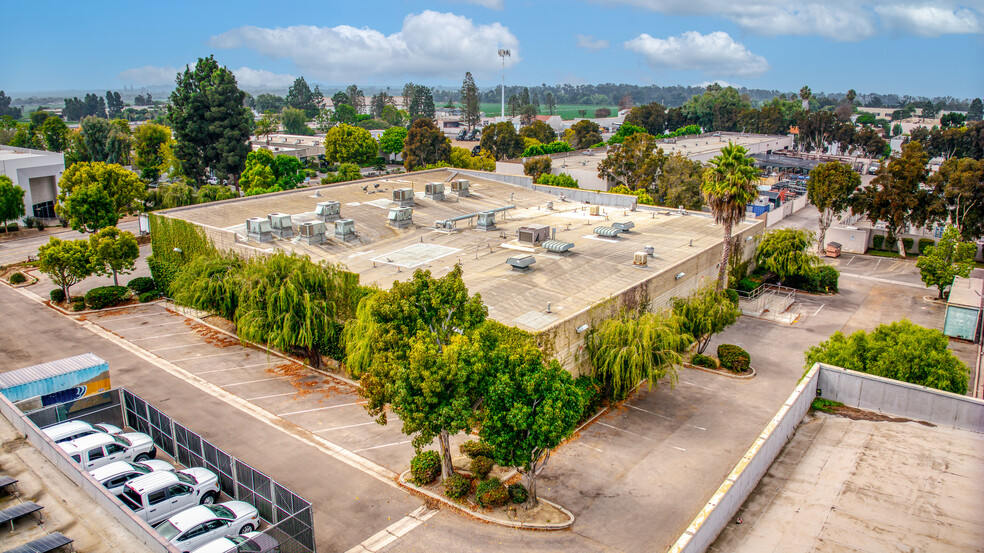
397, 470, 575, 530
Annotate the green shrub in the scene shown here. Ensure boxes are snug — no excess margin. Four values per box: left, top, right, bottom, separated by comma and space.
127, 276, 156, 294
50, 288, 66, 303
8, 272, 26, 284
23, 217, 36, 229
476, 477, 508, 508
789, 265, 839, 294
523, 156, 552, 181
470, 456, 493, 479
84, 286, 130, 310
723, 288, 739, 306
3, 223, 18, 232
409, 450, 441, 486
717, 344, 751, 373
139, 291, 159, 303
71, 298, 85, 312
737, 277, 760, 293
902, 237, 914, 252
508, 483, 528, 504
574, 374, 603, 422
443, 474, 471, 499
535, 173, 579, 188
147, 256, 179, 296
917, 238, 935, 255
871, 235, 884, 250
691, 353, 718, 369
36, 220, 45, 231
460, 440, 494, 459
816, 266, 839, 293
811, 398, 844, 413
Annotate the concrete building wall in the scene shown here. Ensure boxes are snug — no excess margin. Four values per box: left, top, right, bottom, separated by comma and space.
0, 146, 65, 220
825, 226, 871, 254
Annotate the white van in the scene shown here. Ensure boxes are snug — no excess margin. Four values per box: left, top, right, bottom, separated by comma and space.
43, 420, 122, 443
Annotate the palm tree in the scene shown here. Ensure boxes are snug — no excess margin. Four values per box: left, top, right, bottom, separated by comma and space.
799, 85, 812, 111
702, 141, 760, 290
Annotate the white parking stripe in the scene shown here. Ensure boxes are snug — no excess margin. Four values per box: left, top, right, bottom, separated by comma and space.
597, 421, 656, 441
129, 332, 193, 341
246, 391, 298, 400
196, 362, 276, 375
114, 320, 187, 332
314, 422, 376, 433
91, 312, 164, 322
170, 351, 247, 362
344, 506, 437, 553
353, 440, 411, 453
149, 343, 201, 353
223, 376, 291, 387
627, 404, 706, 430
278, 401, 366, 417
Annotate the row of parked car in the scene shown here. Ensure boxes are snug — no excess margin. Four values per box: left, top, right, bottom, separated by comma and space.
43, 420, 279, 553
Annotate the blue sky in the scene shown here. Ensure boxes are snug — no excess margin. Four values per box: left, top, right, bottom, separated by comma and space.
2, 0, 982, 99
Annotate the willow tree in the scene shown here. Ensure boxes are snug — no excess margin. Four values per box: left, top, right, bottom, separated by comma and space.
170, 252, 244, 321
671, 286, 741, 354
235, 253, 361, 368
344, 266, 487, 479
754, 229, 821, 284
585, 311, 689, 401
702, 142, 760, 289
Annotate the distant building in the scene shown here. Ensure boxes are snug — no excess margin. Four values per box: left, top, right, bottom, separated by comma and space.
0, 146, 64, 220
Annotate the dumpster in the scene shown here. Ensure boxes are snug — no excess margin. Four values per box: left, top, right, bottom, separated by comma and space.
825, 241, 842, 258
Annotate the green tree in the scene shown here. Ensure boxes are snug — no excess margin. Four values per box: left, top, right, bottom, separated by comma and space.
133, 123, 173, 181
625, 102, 668, 136
479, 121, 523, 161
39, 116, 69, 152
171, 252, 243, 321
967, 98, 983, 122
38, 236, 94, 300
254, 114, 280, 144
702, 142, 760, 289
196, 184, 236, 204
797, 110, 840, 155
755, 229, 821, 283
0, 175, 25, 230
565, 119, 602, 149
807, 162, 861, 254
916, 226, 976, 299
929, 157, 984, 239
519, 120, 556, 144
656, 153, 704, 210
89, 226, 139, 286
682, 86, 751, 131
671, 286, 741, 354
607, 123, 646, 145
281, 108, 314, 136
169, 56, 252, 190
255, 94, 285, 113
56, 162, 145, 232
331, 104, 357, 125
285, 77, 318, 118
402, 118, 451, 170
855, 141, 933, 257
324, 124, 378, 166
370, 91, 393, 119
379, 126, 408, 157
79, 116, 129, 164
460, 72, 481, 131
597, 133, 666, 191
585, 311, 689, 401
240, 150, 277, 193
805, 320, 968, 394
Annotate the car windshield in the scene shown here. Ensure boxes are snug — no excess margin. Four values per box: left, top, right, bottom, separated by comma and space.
155, 521, 182, 540
129, 463, 151, 474
114, 435, 132, 447
120, 490, 142, 510
209, 505, 235, 519
177, 472, 197, 485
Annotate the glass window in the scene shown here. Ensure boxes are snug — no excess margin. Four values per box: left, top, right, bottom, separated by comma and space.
168, 484, 191, 497
203, 519, 226, 531
156, 521, 181, 540
106, 443, 125, 454
148, 489, 168, 505
88, 447, 106, 461
182, 525, 206, 539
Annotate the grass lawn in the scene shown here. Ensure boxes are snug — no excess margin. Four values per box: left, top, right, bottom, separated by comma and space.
480, 103, 617, 120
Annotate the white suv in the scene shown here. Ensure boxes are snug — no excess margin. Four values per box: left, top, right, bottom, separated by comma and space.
118, 468, 221, 525
90, 460, 175, 494
43, 420, 123, 443
60, 432, 157, 470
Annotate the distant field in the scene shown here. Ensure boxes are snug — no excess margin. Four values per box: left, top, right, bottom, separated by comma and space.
480, 103, 617, 120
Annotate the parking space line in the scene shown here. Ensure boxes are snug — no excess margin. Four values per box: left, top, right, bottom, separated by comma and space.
626, 405, 706, 430
114, 320, 187, 332
246, 391, 298, 400
344, 506, 437, 553
149, 343, 202, 353
577, 442, 602, 453
197, 362, 276, 375
813, 304, 825, 316
278, 401, 367, 417
314, 422, 377, 433
669, 445, 686, 452
129, 332, 194, 341
90, 312, 163, 322
353, 440, 411, 453
224, 376, 291, 387
681, 380, 716, 392
597, 421, 655, 442
171, 351, 247, 362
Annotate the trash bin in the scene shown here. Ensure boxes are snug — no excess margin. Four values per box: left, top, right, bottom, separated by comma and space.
825, 242, 842, 258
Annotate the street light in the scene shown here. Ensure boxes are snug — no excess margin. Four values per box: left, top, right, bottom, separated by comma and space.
498, 49, 511, 119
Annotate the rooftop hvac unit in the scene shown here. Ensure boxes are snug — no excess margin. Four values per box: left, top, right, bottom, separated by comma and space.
392, 188, 415, 207
267, 213, 294, 238
593, 226, 621, 238
589, 205, 600, 216
315, 201, 341, 222
476, 211, 496, 231
334, 219, 356, 240
246, 217, 273, 243
644, 245, 655, 256
297, 221, 327, 245
612, 221, 634, 232
517, 224, 551, 245
633, 252, 648, 266
546, 201, 554, 210
450, 179, 470, 197
388, 207, 413, 229
424, 182, 445, 201
541, 240, 574, 253
506, 255, 536, 271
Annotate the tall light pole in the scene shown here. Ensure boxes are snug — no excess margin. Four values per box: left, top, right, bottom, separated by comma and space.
498, 49, 510, 119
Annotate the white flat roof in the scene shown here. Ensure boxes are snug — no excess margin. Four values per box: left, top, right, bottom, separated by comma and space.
0, 150, 43, 161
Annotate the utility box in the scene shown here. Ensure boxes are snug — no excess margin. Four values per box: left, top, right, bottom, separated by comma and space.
506, 255, 536, 272
393, 188, 415, 207
334, 219, 356, 241
612, 221, 635, 232
476, 211, 496, 231
298, 221, 327, 245
315, 201, 341, 223
450, 179, 470, 197
388, 207, 413, 229
589, 205, 600, 216
424, 182, 445, 201
633, 252, 648, 266
246, 217, 273, 242
517, 224, 551, 245
267, 213, 294, 239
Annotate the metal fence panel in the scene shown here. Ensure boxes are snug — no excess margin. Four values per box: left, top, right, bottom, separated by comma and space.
145, 404, 175, 457
202, 439, 236, 497
174, 422, 204, 469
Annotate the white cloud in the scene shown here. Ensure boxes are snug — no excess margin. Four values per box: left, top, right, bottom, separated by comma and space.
117, 65, 180, 86
602, 0, 984, 40
696, 79, 735, 88
625, 31, 770, 78
209, 11, 520, 81
876, 5, 982, 36
575, 34, 610, 50
459, 0, 504, 9
231, 67, 296, 88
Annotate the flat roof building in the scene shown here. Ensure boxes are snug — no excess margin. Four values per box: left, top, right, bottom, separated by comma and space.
0, 146, 64, 220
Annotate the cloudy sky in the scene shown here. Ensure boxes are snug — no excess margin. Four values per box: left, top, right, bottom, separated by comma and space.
2, 0, 982, 98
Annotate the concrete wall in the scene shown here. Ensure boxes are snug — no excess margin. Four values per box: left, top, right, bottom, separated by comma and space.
825, 226, 871, 254
762, 195, 809, 228
451, 168, 637, 209
817, 364, 984, 433
0, 146, 65, 220
668, 364, 821, 553
0, 392, 181, 553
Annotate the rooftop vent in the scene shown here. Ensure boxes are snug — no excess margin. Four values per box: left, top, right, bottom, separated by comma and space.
541, 240, 574, 253
424, 182, 445, 201
267, 213, 294, 238
476, 211, 496, 231
298, 221, 327, 245
644, 245, 655, 256
393, 188, 415, 207
593, 226, 621, 238
450, 179, 470, 197
246, 217, 273, 243
633, 252, 648, 266
315, 201, 341, 223
334, 219, 356, 240
517, 224, 551, 245
589, 205, 600, 216
388, 207, 413, 229
612, 221, 635, 232
506, 255, 536, 272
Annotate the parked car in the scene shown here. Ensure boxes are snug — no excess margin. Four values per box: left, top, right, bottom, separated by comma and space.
154, 502, 260, 552
43, 420, 123, 443
89, 460, 174, 494
118, 468, 221, 525
869, 161, 881, 174
192, 532, 279, 553
60, 432, 156, 470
